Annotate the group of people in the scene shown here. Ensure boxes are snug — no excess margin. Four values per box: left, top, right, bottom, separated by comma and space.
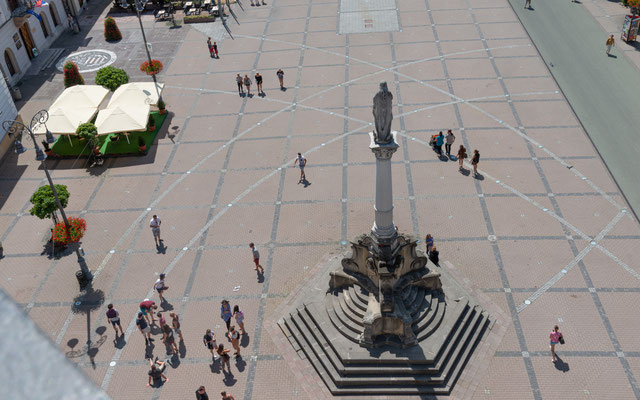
203, 300, 246, 374
430, 130, 481, 177
424, 233, 439, 265
235, 69, 285, 97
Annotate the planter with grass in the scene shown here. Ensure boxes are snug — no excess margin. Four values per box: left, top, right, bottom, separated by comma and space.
147, 114, 156, 132
140, 60, 163, 76
157, 98, 166, 115
184, 14, 215, 23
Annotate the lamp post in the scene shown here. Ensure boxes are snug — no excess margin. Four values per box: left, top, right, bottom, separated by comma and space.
122, 0, 163, 104
2, 110, 93, 286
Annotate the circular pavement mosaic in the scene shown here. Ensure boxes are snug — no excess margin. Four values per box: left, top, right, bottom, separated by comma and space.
56, 49, 117, 73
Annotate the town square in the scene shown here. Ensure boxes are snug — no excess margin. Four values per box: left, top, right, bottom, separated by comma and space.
1, 0, 640, 398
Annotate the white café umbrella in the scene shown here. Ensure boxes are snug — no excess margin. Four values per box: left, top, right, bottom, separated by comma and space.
108, 82, 164, 108
51, 85, 109, 110
95, 104, 151, 143
33, 106, 99, 146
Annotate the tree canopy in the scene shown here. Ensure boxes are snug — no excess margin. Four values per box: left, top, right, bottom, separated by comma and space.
29, 185, 70, 220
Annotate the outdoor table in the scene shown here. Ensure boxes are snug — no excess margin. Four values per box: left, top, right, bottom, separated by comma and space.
184, 1, 193, 7
203, 0, 211, 5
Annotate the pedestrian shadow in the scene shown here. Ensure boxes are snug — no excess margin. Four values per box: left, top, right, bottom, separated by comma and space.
247, 93, 254, 98
449, 155, 458, 161
168, 353, 180, 368
114, 334, 126, 349
258, 92, 266, 98
281, 87, 287, 92
223, 370, 237, 386
145, 342, 155, 359
607, 54, 618, 58
156, 242, 167, 254
526, 6, 535, 10
209, 358, 221, 374
459, 168, 470, 176
161, 301, 174, 311
473, 173, 484, 180
257, 271, 265, 283
301, 178, 311, 188
241, 334, 250, 347
235, 356, 246, 372
179, 340, 187, 358
554, 355, 570, 372
438, 154, 449, 162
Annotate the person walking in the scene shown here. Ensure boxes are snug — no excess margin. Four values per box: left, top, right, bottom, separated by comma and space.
106, 303, 124, 336
137, 312, 153, 345
207, 37, 213, 57
221, 391, 235, 400
236, 74, 244, 95
162, 323, 179, 355
457, 145, 467, 171
435, 132, 444, 156
203, 329, 218, 359
150, 215, 162, 246
233, 305, 245, 335
157, 312, 167, 329
524, 0, 531, 8
213, 41, 219, 58
217, 344, 232, 373
294, 152, 307, 183
154, 273, 168, 303
249, 243, 264, 274
255, 72, 263, 95
226, 326, 241, 358
221, 300, 232, 331
276, 69, 285, 90
147, 357, 168, 387
445, 129, 455, 157
196, 386, 209, 400
428, 245, 440, 265
606, 34, 615, 56
425, 234, 434, 256
471, 149, 480, 177
549, 325, 563, 362
139, 299, 157, 324
170, 312, 183, 341
243, 74, 252, 96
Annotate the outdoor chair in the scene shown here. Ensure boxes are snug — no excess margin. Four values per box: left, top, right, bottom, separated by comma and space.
195, 7, 201, 15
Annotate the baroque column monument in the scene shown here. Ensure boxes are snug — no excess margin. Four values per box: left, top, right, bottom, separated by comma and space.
278, 82, 493, 396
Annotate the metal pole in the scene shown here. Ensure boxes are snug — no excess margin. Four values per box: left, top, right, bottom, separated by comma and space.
2, 114, 93, 284
135, 0, 163, 104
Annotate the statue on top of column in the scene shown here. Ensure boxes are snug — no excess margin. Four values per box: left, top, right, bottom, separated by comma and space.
372, 81, 394, 144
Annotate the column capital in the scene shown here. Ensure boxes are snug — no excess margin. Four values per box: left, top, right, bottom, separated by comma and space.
369, 131, 399, 160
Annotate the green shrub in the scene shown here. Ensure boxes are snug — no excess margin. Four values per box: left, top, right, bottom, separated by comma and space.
76, 122, 99, 147
95, 66, 129, 91
29, 184, 69, 222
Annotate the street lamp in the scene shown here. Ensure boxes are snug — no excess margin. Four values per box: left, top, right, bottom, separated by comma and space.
122, 0, 163, 104
2, 110, 93, 287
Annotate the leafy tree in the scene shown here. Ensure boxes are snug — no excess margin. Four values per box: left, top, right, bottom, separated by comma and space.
95, 66, 129, 91
76, 122, 99, 148
29, 185, 70, 225
104, 17, 122, 41
63, 61, 84, 88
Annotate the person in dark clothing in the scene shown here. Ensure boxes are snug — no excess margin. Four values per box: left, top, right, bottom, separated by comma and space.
428, 245, 439, 266
471, 149, 480, 177
147, 358, 168, 387
435, 132, 444, 156
196, 386, 209, 400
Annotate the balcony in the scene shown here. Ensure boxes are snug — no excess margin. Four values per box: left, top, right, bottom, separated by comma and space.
9, 0, 35, 25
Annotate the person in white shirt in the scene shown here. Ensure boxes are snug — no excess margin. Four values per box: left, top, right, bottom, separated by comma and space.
293, 152, 307, 183
150, 215, 162, 246
154, 273, 169, 303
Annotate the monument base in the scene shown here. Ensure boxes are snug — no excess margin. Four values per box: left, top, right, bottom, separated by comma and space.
277, 235, 494, 396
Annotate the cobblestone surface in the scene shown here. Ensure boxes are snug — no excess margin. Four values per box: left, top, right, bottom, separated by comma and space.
2, 0, 640, 398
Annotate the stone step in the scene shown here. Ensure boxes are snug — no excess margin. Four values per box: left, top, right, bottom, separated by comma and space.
326, 302, 361, 343
340, 290, 365, 319
331, 293, 364, 334
403, 285, 421, 306
347, 285, 368, 311
41, 48, 65, 71
414, 293, 446, 340
407, 291, 431, 317
431, 305, 480, 376
337, 291, 364, 325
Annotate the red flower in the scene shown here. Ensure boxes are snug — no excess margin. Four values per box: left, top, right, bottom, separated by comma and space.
52, 217, 87, 244
139, 60, 163, 75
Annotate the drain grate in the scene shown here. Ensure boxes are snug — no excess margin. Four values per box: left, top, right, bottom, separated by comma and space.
338, 0, 399, 34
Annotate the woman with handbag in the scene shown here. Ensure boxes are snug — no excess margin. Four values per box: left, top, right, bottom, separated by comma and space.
549, 325, 563, 362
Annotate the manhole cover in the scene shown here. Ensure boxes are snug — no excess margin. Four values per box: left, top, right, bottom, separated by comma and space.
56, 49, 117, 73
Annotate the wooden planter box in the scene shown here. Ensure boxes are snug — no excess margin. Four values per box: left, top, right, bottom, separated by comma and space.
184, 15, 215, 23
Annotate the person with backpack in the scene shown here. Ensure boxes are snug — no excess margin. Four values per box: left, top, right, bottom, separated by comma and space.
435, 132, 444, 156
217, 344, 232, 373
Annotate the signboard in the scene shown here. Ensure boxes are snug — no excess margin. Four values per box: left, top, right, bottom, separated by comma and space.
622, 15, 640, 42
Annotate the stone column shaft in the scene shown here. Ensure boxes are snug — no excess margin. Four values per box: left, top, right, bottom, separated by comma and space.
369, 132, 399, 243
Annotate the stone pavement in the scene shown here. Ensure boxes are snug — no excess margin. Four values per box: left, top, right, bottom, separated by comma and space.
1, 0, 640, 398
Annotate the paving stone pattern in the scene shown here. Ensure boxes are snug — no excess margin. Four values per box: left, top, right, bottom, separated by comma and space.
1, 0, 640, 398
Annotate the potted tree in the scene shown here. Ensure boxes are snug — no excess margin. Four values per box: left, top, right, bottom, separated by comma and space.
147, 114, 156, 132
138, 135, 147, 152
104, 17, 123, 42
95, 66, 129, 91
63, 61, 85, 88
29, 184, 70, 248
76, 122, 98, 148
157, 98, 166, 115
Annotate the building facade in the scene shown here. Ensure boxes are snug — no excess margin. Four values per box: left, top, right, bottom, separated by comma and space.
0, 72, 18, 159
0, 0, 85, 87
